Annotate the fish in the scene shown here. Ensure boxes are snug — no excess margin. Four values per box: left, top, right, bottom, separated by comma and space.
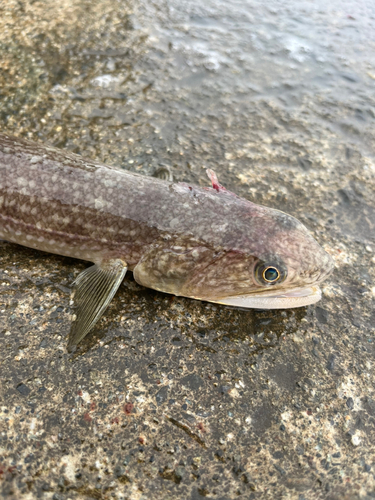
0, 132, 334, 348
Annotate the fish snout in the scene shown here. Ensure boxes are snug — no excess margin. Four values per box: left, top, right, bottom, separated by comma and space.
304, 247, 334, 285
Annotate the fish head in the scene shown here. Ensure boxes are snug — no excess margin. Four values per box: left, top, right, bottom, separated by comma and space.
191, 206, 335, 309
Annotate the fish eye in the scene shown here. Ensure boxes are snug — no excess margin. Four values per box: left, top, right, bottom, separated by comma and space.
263, 266, 280, 283
254, 260, 287, 286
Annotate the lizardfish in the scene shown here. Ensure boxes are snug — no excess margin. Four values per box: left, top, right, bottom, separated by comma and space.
0, 133, 334, 348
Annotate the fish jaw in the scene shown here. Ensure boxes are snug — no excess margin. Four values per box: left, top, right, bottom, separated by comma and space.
202, 285, 322, 309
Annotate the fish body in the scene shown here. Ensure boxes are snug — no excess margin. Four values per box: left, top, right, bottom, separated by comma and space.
0, 133, 334, 347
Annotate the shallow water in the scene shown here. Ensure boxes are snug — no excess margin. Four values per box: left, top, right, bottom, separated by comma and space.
123, 0, 375, 163
133, 0, 375, 156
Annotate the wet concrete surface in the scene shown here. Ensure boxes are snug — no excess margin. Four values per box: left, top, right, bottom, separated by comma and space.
0, 0, 375, 498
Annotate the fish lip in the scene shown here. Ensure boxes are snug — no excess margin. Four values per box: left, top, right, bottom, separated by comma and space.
206, 286, 322, 309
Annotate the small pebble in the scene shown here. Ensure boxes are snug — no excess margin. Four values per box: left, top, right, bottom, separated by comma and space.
351, 434, 361, 446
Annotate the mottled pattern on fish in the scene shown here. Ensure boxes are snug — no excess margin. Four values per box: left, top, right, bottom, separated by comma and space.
0, 133, 334, 347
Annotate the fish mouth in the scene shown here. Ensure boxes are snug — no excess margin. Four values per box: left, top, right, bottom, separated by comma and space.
207, 286, 322, 309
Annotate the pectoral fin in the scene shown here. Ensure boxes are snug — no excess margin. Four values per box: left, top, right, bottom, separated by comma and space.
67, 259, 127, 350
